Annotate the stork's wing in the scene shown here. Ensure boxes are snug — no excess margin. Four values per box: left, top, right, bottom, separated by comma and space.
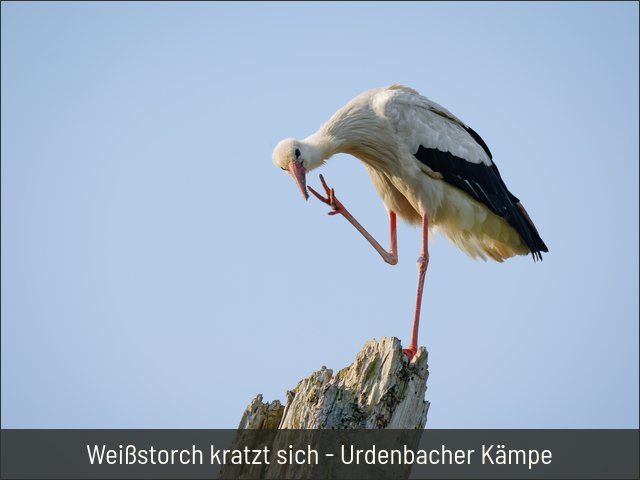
379, 85, 493, 165
379, 86, 548, 259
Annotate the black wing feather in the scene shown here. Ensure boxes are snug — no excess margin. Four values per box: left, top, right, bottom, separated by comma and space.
414, 143, 548, 260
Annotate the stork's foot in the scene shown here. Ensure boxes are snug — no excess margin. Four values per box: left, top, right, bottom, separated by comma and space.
402, 346, 417, 362
308, 174, 345, 215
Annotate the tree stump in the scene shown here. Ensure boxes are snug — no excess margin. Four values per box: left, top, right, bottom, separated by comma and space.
219, 337, 429, 478
245, 336, 429, 429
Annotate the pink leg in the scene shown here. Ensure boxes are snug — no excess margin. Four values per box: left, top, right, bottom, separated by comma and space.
309, 175, 428, 361
308, 175, 398, 265
402, 213, 429, 361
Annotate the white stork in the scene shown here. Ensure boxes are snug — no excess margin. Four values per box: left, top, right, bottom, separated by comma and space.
272, 85, 548, 360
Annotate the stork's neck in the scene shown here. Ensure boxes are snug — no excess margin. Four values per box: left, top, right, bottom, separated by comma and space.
301, 100, 386, 171
299, 131, 341, 171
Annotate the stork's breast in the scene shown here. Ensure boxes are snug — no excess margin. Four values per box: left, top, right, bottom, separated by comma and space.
363, 165, 422, 224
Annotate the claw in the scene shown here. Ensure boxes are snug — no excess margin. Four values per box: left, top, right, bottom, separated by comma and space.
308, 185, 327, 204
309, 175, 344, 216
402, 347, 417, 362
319, 174, 330, 194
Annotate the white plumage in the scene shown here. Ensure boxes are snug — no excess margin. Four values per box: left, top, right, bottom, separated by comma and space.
272, 85, 547, 358
273, 84, 547, 262
372, 86, 489, 164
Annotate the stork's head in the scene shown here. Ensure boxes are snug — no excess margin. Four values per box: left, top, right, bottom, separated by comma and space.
273, 138, 326, 201
272, 138, 309, 200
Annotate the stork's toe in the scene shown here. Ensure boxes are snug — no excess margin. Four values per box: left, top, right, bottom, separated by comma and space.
402, 347, 417, 362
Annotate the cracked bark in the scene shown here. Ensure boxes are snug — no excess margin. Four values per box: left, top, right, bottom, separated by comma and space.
238, 337, 429, 430
219, 337, 429, 479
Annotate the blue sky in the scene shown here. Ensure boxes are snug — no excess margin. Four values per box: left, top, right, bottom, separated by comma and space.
1, 2, 638, 429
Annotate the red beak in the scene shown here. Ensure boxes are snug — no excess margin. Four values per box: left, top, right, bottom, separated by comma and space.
288, 162, 309, 200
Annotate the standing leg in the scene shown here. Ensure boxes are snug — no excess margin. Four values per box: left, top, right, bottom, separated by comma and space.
403, 212, 429, 361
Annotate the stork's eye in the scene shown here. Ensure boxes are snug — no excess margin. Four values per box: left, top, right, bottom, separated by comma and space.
281, 166, 287, 171
295, 148, 301, 159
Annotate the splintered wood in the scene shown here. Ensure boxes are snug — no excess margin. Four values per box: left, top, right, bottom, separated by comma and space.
240, 337, 429, 430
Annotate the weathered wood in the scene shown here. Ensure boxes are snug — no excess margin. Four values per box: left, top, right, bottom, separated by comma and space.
219, 337, 429, 479
236, 394, 284, 430
242, 336, 429, 430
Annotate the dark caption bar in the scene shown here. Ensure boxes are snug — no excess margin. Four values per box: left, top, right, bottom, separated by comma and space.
1, 429, 638, 479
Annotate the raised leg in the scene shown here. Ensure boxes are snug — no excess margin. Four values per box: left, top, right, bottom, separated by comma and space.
308, 174, 398, 265
402, 213, 429, 361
